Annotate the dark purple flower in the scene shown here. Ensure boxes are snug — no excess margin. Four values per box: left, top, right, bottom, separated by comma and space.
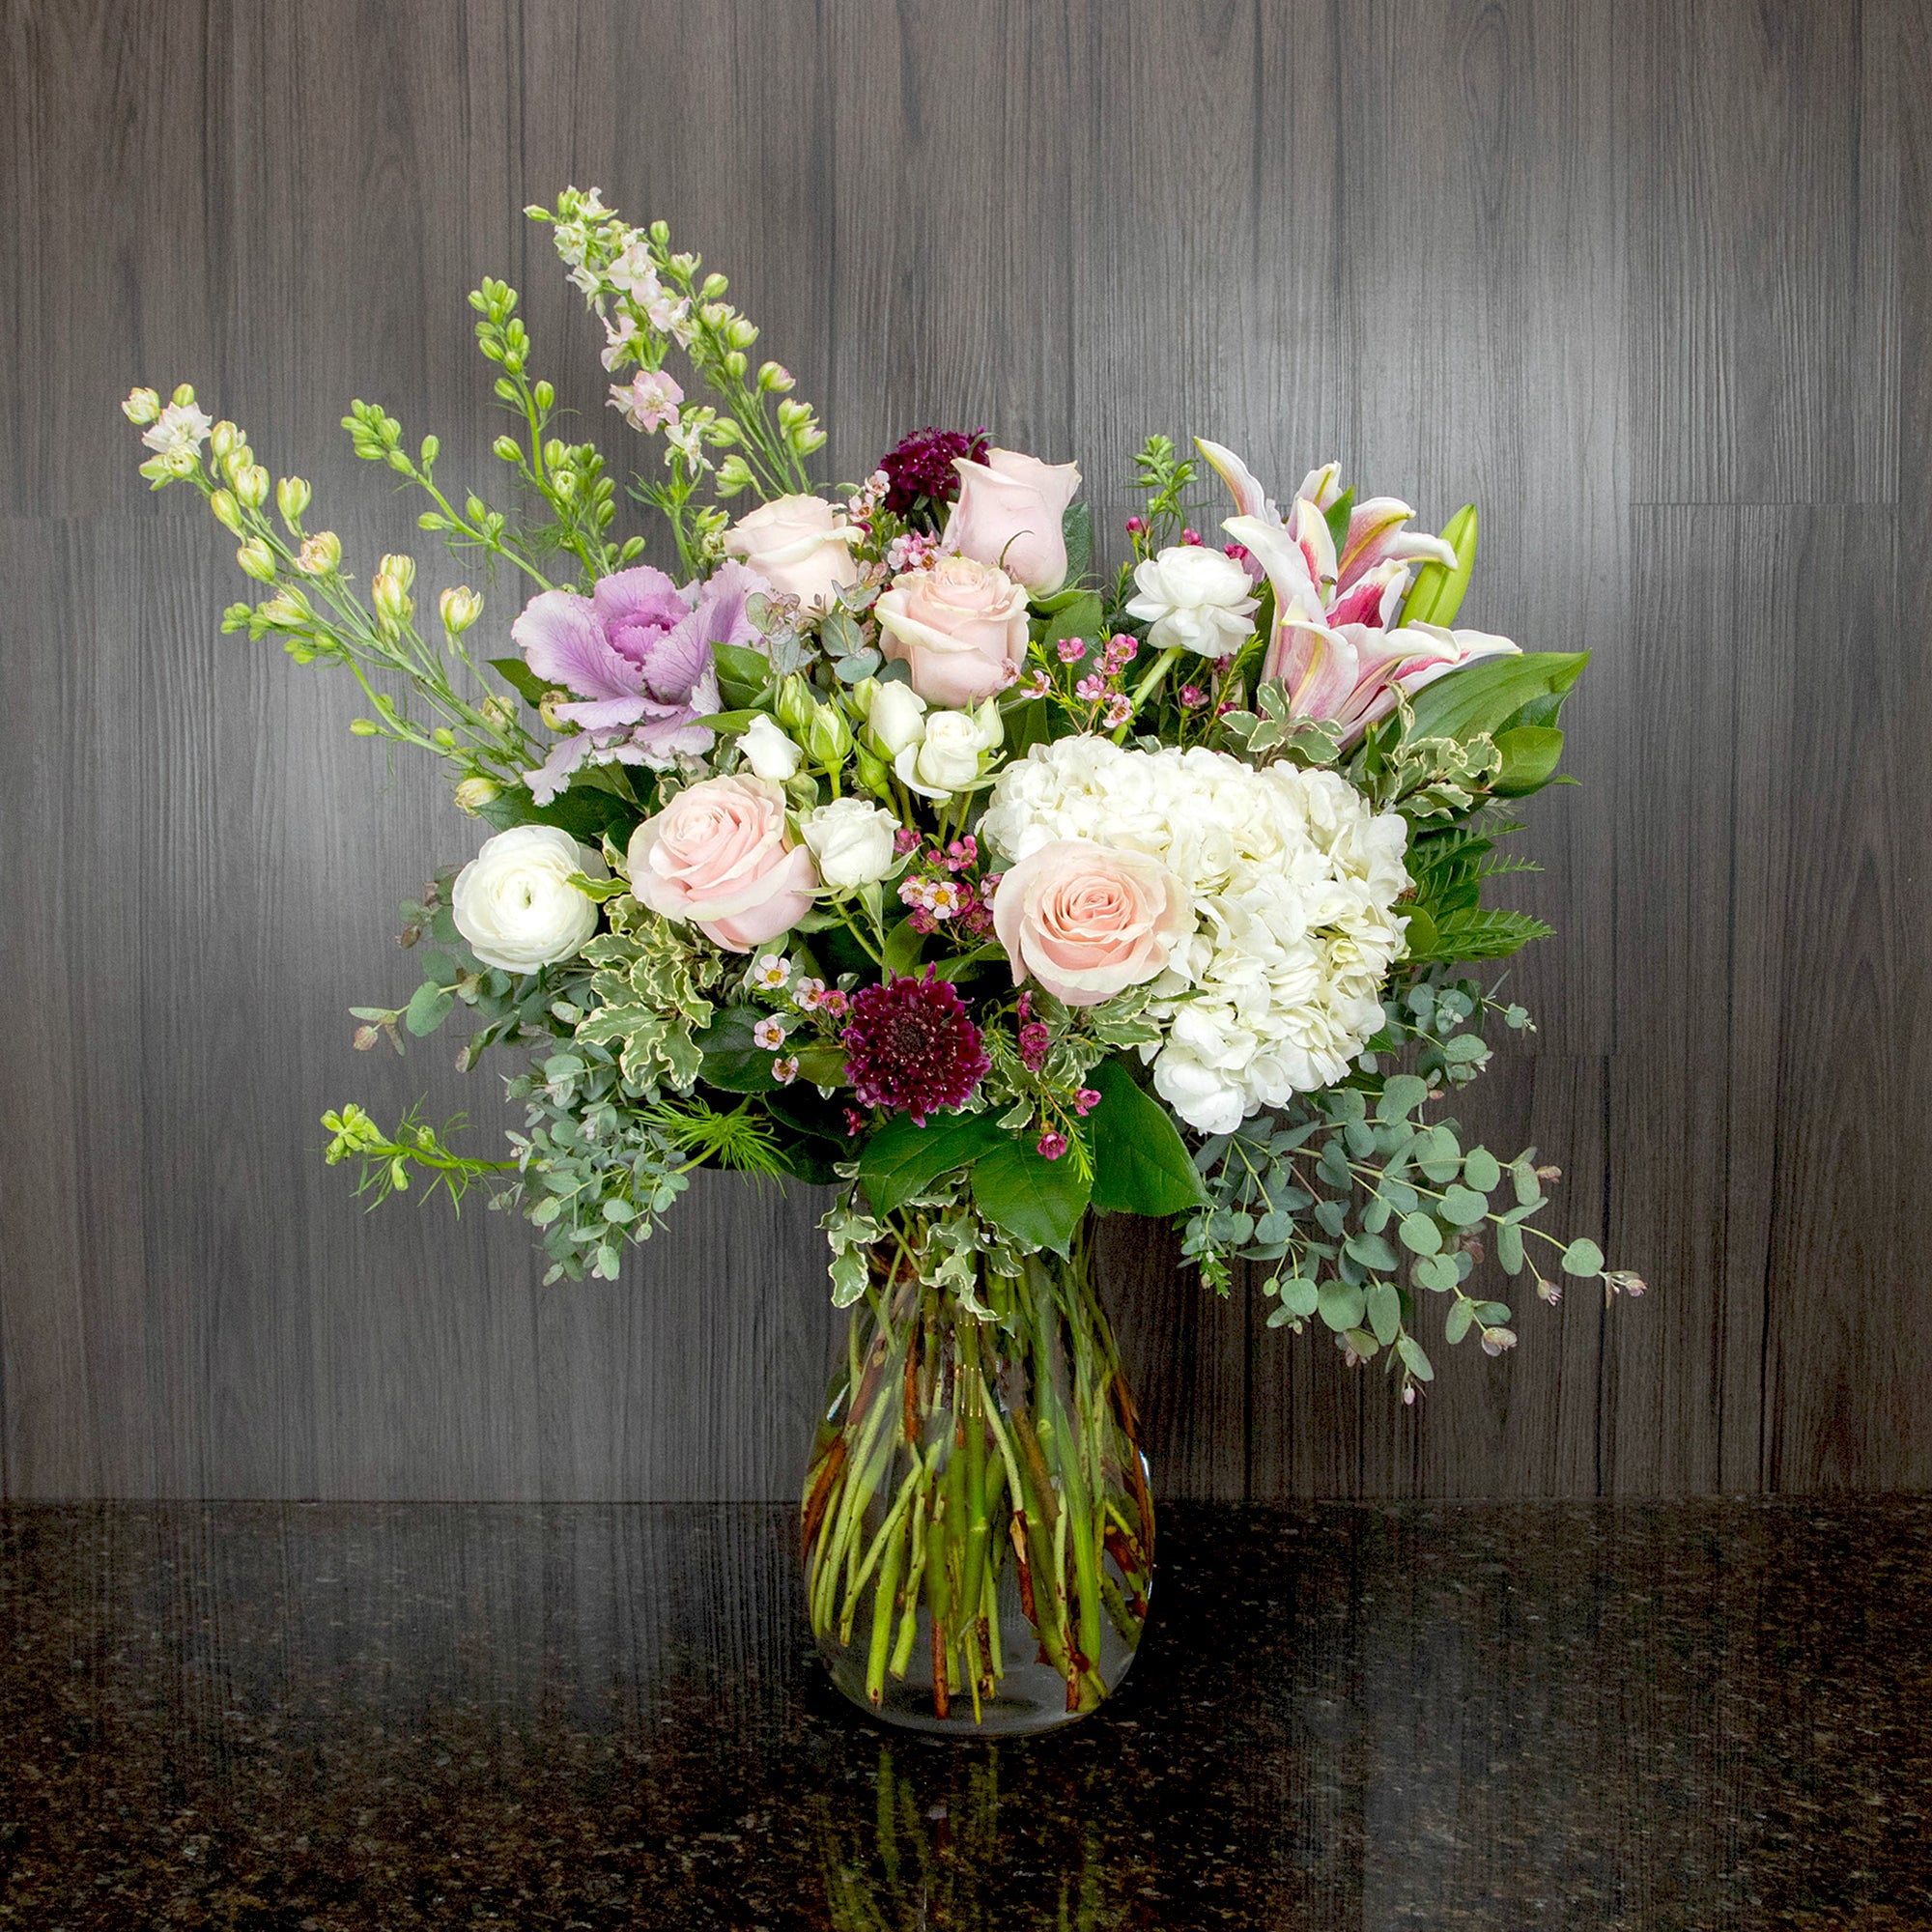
877, 426, 990, 518
515, 560, 766, 803
841, 970, 990, 1126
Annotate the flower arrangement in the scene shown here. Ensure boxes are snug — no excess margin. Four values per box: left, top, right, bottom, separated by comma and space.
127, 185, 1638, 1733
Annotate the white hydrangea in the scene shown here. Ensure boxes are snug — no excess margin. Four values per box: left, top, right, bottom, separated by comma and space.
981, 737, 1410, 1134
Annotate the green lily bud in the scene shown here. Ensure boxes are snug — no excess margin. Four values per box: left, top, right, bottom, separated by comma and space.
210, 489, 243, 535
236, 539, 276, 582
776, 674, 816, 736
121, 387, 161, 425
276, 475, 311, 526
439, 585, 483, 633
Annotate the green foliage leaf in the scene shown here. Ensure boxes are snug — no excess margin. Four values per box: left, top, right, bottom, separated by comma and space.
1492, 724, 1566, 797
405, 980, 456, 1037
1377, 1073, 1431, 1122
1366, 1280, 1401, 1346
712, 641, 775, 710
478, 778, 640, 845
1088, 1057, 1209, 1216
1404, 651, 1590, 747
692, 1007, 782, 1092
1495, 1219, 1525, 1274
971, 1139, 1091, 1254
1396, 1335, 1435, 1380
881, 918, 924, 979
1399, 1212, 1442, 1257
1061, 500, 1094, 583
1038, 591, 1104, 656
1463, 1147, 1502, 1193
1445, 1298, 1474, 1344
489, 655, 550, 707
858, 1109, 1009, 1215
1562, 1236, 1605, 1276
1318, 1278, 1367, 1334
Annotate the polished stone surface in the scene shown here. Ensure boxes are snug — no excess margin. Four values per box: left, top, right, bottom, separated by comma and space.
1, 1499, 1928, 1927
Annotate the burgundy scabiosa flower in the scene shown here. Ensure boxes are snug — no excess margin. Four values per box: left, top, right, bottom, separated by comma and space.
877, 426, 991, 518
840, 970, 991, 1125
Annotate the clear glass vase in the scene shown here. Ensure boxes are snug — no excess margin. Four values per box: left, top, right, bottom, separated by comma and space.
801, 1213, 1152, 1736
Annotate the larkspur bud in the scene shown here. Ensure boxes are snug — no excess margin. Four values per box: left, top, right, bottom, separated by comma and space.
237, 464, 270, 510
210, 489, 243, 534
699, 272, 728, 300
439, 585, 483, 634
756, 362, 795, 394
714, 454, 754, 497
533, 380, 554, 412
171, 384, 197, 409
419, 434, 439, 467
296, 530, 341, 575
724, 349, 748, 381
431, 726, 456, 750
275, 475, 311, 525
121, 386, 162, 425
349, 718, 382, 736
237, 539, 276, 582
699, 300, 730, 329
453, 777, 500, 815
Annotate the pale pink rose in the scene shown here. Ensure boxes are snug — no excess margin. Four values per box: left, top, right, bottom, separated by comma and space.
948, 448, 1082, 594
723, 495, 861, 613
627, 774, 818, 952
992, 838, 1192, 1007
874, 554, 1031, 705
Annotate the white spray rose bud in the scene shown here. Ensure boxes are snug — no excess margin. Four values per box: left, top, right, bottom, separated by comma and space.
1123, 545, 1260, 654
864, 679, 928, 756
451, 824, 606, 973
804, 700, 851, 768
439, 585, 483, 634
738, 713, 803, 781
800, 797, 900, 891
898, 707, 994, 799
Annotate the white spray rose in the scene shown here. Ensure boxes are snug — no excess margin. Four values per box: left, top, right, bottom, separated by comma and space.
738, 713, 803, 781
1124, 545, 1260, 654
897, 700, 1002, 800
800, 797, 900, 891
864, 678, 928, 755
451, 824, 606, 974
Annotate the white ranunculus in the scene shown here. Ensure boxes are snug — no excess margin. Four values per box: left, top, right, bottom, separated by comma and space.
800, 797, 899, 891
737, 713, 802, 781
864, 678, 928, 755
1123, 545, 1260, 655
897, 701, 1000, 800
452, 824, 606, 974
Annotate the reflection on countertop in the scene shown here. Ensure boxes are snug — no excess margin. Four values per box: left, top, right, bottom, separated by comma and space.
1, 1499, 1928, 1927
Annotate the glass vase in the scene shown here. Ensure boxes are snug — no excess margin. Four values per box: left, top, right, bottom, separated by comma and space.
800, 1213, 1152, 1736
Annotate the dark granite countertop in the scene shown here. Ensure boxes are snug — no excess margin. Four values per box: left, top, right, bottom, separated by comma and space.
1, 1499, 1928, 1928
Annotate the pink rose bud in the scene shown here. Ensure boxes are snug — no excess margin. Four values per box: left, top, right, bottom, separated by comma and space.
947, 448, 1083, 594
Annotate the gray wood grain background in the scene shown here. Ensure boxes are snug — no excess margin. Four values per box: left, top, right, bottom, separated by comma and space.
2, 0, 1925, 1500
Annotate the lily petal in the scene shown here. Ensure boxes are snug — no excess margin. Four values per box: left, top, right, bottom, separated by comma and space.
1195, 438, 1278, 525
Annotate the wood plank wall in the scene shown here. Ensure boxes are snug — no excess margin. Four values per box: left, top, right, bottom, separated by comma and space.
1, 0, 1924, 1499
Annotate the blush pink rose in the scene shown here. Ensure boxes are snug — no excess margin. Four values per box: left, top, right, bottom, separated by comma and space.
627, 774, 817, 952
948, 448, 1082, 594
874, 554, 1031, 705
723, 494, 861, 613
992, 838, 1192, 1007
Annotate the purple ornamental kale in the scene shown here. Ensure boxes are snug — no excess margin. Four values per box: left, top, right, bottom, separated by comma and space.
515, 561, 765, 804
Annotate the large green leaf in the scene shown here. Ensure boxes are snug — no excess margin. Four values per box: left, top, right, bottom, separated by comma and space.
1087, 1056, 1208, 1216
1037, 591, 1104, 655
1061, 500, 1094, 583
970, 1139, 1092, 1255
488, 655, 549, 708
1405, 651, 1590, 746
712, 641, 774, 710
1491, 724, 1566, 797
858, 1109, 1010, 1215
477, 780, 641, 845
693, 1007, 781, 1093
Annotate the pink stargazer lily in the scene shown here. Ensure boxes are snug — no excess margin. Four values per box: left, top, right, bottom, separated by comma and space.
1194, 439, 1520, 744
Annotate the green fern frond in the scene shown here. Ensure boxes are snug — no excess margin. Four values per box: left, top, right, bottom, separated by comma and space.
641, 1097, 789, 1178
